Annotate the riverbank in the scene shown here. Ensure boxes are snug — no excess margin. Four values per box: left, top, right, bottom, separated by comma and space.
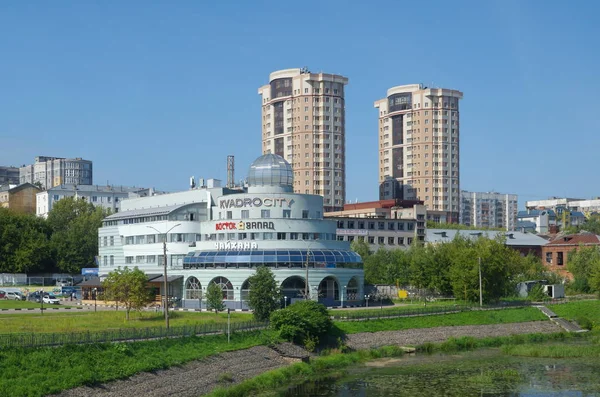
51, 321, 561, 397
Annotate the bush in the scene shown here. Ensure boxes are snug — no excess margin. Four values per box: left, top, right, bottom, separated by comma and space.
575, 316, 593, 330
270, 300, 332, 347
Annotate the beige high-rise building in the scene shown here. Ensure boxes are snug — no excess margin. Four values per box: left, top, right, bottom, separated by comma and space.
258, 68, 348, 212
375, 84, 463, 223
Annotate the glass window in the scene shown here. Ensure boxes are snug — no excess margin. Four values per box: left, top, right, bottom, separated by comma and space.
250, 232, 260, 240
238, 233, 247, 240
103, 236, 108, 246
241, 210, 249, 219
146, 235, 155, 244
302, 210, 309, 219
261, 209, 271, 218
283, 209, 291, 218
388, 222, 395, 230
263, 232, 273, 240
227, 233, 236, 240
218, 234, 225, 241
368, 236, 375, 244
109, 236, 114, 246
378, 236, 385, 244
378, 222, 385, 230
290, 232, 298, 240
110, 255, 114, 266
368, 222, 375, 230
125, 256, 133, 264
277, 232, 286, 240
226, 211, 233, 220
388, 237, 394, 245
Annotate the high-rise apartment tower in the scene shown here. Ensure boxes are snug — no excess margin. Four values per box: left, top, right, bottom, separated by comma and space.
375, 84, 463, 223
259, 68, 348, 212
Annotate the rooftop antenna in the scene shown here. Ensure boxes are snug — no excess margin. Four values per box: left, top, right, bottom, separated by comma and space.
227, 155, 235, 188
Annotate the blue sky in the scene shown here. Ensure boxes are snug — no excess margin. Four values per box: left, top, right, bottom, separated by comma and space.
1, 1, 598, 207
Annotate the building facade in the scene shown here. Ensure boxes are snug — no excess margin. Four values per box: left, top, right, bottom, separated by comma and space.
36, 184, 155, 218
0, 166, 20, 186
258, 68, 349, 212
375, 84, 463, 224
0, 183, 41, 214
19, 156, 93, 189
325, 199, 426, 252
98, 154, 364, 309
541, 233, 600, 279
459, 191, 518, 231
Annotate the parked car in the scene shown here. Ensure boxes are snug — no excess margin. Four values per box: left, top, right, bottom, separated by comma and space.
5, 292, 25, 301
27, 292, 41, 303
43, 294, 60, 305
0, 291, 5, 299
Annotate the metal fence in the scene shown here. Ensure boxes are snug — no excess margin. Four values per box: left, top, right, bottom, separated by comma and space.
0, 320, 268, 349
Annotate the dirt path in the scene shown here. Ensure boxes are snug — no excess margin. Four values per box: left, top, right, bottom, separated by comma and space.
50, 321, 562, 397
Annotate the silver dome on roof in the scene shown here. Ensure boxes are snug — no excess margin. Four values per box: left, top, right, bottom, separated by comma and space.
247, 154, 293, 187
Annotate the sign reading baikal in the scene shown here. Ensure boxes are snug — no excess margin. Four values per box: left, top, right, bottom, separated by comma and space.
219, 197, 293, 209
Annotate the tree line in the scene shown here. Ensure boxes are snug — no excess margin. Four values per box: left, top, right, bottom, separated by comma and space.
0, 197, 107, 274
351, 236, 557, 303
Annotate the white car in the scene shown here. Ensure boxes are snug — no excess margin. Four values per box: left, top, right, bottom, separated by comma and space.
42, 294, 60, 305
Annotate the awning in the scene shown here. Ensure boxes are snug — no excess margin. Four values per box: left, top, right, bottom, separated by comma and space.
151, 275, 183, 283
78, 277, 103, 287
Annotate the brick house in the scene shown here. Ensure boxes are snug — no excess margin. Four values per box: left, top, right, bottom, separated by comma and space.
541, 233, 600, 279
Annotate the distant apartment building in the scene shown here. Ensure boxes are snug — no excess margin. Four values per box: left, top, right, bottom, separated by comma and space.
375, 84, 463, 224
325, 199, 426, 252
0, 183, 41, 214
36, 184, 157, 218
19, 156, 93, 189
258, 68, 349, 212
527, 196, 600, 218
459, 191, 518, 231
0, 166, 20, 186
517, 208, 585, 234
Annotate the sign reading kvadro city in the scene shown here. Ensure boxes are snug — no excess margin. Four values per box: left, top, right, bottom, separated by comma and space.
215, 221, 275, 231
218, 197, 293, 209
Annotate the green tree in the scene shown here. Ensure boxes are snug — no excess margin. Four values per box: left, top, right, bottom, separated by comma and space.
47, 197, 107, 273
206, 281, 226, 313
0, 209, 52, 273
567, 245, 600, 293
102, 267, 152, 320
350, 238, 371, 260
247, 266, 280, 321
270, 300, 332, 349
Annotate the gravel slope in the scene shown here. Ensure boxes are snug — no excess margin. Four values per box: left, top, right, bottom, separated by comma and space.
50, 321, 562, 397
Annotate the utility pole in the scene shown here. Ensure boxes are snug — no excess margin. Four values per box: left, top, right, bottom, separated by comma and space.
305, 250, 310, 299
478, 257, 483, 308
147, 224, 181, 330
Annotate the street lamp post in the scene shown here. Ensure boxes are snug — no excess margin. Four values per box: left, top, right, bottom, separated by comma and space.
93, 288, 97, 312
365, 294, 369, 308
147, 223, 182, 330
284, 296, 287, 309
341, 285, 346, 308
40, 289, 44, 315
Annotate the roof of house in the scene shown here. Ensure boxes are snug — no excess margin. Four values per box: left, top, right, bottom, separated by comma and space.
104, 202, 197, 220
517, 209, 556, 218
570, 211, 585, 218
425, 229, 548, 246
546, 233, 600, 246
517, 220, 537, 229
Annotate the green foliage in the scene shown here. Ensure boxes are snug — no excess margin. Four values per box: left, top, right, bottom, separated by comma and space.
567, 245, 600, 294
549, 300, 600, 329
247, 266, 280, 321
47, 197, 107, 273
270, 300, 332, 346
527, 284, 547, 301
362, 233, 539, 303
350, 238, 371, 259
566, 214, 600, 235
206, 282, 226, 314
0, 208, 52, 273
102, 267, 153, 320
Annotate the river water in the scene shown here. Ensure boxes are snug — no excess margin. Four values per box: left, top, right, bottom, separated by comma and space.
282, 348, 600, 396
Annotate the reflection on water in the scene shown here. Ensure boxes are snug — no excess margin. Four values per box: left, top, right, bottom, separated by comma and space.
282, 348, 600, 397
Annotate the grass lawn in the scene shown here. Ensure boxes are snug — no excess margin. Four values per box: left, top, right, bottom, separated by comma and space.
0, 300, 47, 310
335, 307, 547, 334
548, 300, 600, 327
0, 310, 255, 334
0, 330, 277, 397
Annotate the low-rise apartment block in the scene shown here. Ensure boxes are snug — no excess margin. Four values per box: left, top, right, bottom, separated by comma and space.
0, 183, 42, 214
325, 199, 426, 252
36, 184, 157, 218
20, 156, 93, 189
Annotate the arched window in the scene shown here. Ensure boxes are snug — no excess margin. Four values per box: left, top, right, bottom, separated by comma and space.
185, 277, 202, 300
210, 276, 234, 300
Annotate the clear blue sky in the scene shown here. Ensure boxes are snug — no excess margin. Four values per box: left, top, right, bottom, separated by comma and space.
1, 1, 598, 208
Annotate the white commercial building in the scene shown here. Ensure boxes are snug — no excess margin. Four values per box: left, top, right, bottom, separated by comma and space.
460, 191, 518, 231
36, 184, 157, 218
98, 154, 364, 309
